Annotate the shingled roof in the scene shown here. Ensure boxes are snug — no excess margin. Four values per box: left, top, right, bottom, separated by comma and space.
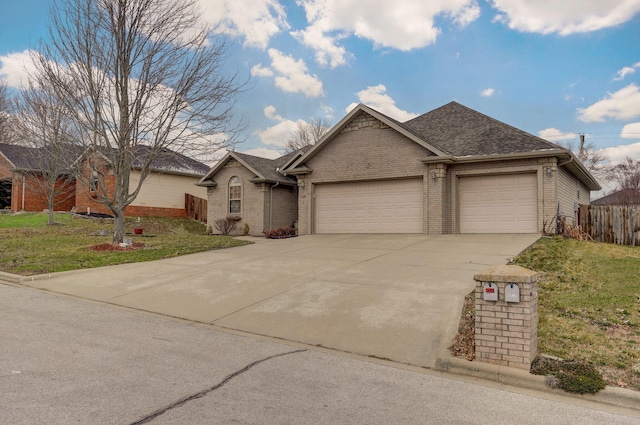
0, 143, 40, 169
131, 145, 210, 176
401, 102, 563, 157
0, 142, 81, 172
232, 151, 298, 185
591, 189, 640, 205
198, 148, 313, 187
1, 142, 209, 177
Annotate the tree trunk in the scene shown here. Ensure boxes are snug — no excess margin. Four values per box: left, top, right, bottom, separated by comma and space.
47, 208, 56, 225
47, 188, 56, 225
113, 210, 125, 244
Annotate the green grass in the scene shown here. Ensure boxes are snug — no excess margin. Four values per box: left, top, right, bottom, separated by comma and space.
513, 236, 640, 391
0, 212, 250, 275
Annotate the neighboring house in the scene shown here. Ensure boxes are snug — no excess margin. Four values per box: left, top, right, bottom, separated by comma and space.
0, 142, 209, 218
0, 142, 76, 212
198, 149, 306, 235
75, 145, 210, 218
591, 189, 640, 206
205, 102, 600, 236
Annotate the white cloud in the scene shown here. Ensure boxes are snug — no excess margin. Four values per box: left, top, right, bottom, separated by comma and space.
614, 66, 636, 81
255, 119, 300, 147
598, 141, 640, 164
0, 50, 37, 88
538, 128, 578, 142
614, 62, 640, 81
578, 84, 640, 122
292, 0, 481, 68
491, 0, 640, 35
253, 49, 324, 98
621, 122, 640, 138
254, 105, 306, 148
291, 25, 352, 68
481, 88, 495, 97
241, 147, 283, 159
263, 105, 283, 120
199, 0, 289, 49
346, 85, 418, 122
250, 64, 274, 77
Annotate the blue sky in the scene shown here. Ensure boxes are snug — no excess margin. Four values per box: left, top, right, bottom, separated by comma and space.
1, 0, 640, 190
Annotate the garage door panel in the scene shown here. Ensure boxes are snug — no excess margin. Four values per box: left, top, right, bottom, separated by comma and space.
459, 174, 537, 234
315, 179, 423, 234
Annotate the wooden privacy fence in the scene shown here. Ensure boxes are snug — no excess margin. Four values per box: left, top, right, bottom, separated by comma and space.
185, 193, 207, 224
578, 204, 640, 246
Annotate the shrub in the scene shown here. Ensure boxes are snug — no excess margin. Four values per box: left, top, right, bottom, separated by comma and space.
531, 356, 606, 394
214, 216, 241, 236
243, 222, 250, 235
265, 227, 296, 239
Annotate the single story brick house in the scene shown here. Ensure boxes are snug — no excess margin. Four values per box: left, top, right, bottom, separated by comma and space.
0, 142, 76, 212
591, 189, 640, 206
198, 149, 305, 235
0, 142, 209, 218
201, 102, 600, 235
75, 145, 210, 218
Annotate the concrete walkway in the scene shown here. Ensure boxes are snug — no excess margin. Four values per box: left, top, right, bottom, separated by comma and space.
18, 233, 539, 369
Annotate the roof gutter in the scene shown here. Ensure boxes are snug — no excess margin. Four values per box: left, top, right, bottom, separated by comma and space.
422, 150, 563, 165
556, 149, 601, 191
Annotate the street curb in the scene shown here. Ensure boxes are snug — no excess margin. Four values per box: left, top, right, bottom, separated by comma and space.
0, 270, 79, 285
436, 356, 640, 412
0, 271, 23, 284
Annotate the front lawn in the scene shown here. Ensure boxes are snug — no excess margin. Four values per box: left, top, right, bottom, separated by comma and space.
0, 213, 250, 275
513, 237, 640, 390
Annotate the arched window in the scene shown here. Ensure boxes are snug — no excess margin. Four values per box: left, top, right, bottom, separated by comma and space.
229, 176, 242, 214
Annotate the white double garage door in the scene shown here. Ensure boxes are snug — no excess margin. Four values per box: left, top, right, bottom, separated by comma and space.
314, 174, 537, 234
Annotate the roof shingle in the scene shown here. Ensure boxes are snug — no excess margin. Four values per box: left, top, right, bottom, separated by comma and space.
401, 102, 563, 157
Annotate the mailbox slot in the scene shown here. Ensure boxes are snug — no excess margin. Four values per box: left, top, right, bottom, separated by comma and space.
505, 283, 520, 303
483, 282, 498, 301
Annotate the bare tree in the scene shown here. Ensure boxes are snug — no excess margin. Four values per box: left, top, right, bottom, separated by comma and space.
13, 83, 78, 224
0, 81, 17, 144
284, 117, 331, 153
32, 0, 243, 242
605, 156, 640, 205
562, 135, 607, 181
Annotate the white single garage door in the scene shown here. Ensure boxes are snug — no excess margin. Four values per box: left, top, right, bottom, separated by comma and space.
459, 173, 537, 233
315, 179, 423, 233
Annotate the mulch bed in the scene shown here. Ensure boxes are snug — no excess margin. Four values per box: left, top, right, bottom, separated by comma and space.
89, 242, 145, 251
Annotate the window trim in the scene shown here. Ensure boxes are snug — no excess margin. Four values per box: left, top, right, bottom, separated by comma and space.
228, 176, 242, 214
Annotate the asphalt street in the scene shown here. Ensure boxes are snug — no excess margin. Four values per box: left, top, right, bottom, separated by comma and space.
1, 283, 639, 424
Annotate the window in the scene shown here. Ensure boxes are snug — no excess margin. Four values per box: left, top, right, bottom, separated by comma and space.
90, 171, 99, 193
229, 176, 242, 214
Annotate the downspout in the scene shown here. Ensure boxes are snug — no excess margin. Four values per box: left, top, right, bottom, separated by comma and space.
269, 181, 280, 231
21, 173, 25, 211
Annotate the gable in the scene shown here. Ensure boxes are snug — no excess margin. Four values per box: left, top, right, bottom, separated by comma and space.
199, 150, 297, 187
305, 112, 437, 182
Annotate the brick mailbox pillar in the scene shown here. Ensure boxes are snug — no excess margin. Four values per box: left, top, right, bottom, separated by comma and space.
474, 264, 538, 370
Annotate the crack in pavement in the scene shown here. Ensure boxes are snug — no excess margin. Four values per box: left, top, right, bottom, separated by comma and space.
129, 349, 307, 425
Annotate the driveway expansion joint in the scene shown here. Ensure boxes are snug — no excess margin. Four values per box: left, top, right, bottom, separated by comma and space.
129, 348, 307, 425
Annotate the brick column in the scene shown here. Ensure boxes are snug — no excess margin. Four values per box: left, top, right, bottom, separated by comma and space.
427, 163, 447, 234
474, 265, 538, 370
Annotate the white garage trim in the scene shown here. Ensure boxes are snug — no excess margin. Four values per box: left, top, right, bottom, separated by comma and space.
314, 179, 423, 234
459, 173, 537, 234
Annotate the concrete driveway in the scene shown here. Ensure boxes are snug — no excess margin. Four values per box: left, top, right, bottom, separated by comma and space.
20, 233, 539, 368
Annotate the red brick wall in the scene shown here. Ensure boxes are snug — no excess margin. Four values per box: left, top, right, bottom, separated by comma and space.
11, 173, 76, 212
0, 154, 13, 179
124, 205, 186, 218
74, 159, 187, 218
